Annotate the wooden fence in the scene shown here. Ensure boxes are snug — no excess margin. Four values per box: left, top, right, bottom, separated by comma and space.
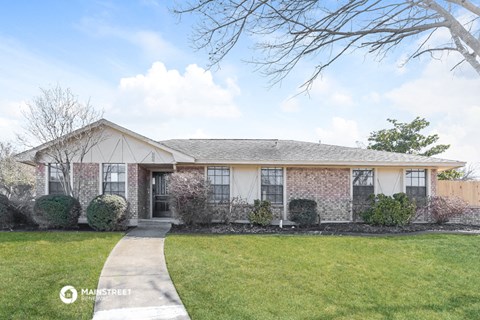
437, 181, 480, 207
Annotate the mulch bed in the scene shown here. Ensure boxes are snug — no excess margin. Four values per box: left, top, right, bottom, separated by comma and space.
170, 222, 480, 235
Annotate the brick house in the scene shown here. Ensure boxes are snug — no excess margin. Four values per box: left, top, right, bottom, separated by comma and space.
17, 119, 464, 225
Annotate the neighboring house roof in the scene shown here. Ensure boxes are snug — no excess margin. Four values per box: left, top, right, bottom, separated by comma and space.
160, 139, 465, 168
16, 119, 465, 169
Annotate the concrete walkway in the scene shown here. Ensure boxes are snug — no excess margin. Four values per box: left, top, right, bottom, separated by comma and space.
92, 224, 190, 320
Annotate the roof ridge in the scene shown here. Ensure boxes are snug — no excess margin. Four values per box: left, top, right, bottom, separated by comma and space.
190, 138, 279, 141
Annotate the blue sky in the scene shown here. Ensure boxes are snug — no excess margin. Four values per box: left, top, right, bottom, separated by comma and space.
1, 1, 479, 164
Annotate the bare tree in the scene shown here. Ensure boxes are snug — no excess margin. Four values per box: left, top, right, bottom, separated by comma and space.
19, 85, 105, 197
0, 142, 34, 200
438, 162, 479, 180
459, 162, 479, 180
175, 0, 480, 89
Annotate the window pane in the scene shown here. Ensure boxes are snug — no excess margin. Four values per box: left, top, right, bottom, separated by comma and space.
103, 164, 126, 196
208, 166, 230, 203
49, 164, 66, 195
353, 169, 374, 187
406, 169, 427, 203
261, 168, 283, 204
419, 178, 425, 187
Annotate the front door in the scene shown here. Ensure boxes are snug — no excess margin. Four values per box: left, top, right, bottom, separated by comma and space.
152, 172, 171, 218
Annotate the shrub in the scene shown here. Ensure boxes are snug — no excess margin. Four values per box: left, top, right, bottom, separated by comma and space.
422, 196, 468, 224
289, 199, 317, 226
0, 195, 36, 228
34, 195, 81, 228
87, 194, 128, 231
168, 171, 213, 225
361, 193, 416, 226
214, 197, 253, 223
0, 194, 14, 228
10, 200, 36, 226
248, 200, 273, 226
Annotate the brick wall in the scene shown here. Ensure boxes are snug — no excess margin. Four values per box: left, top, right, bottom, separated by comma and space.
430, 169, 437, 196
448, 207, 480, 225
287, 167, 351, 222
137, 165, 150, 219
35, 164, 46, 197
70, 163, 149, 221
73, 163, 100, 218
127, 164, 139, 219
176, 165, 204, 176
271, 206, 283, 220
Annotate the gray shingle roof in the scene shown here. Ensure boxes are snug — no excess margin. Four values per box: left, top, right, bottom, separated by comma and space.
160, 139, 463, 167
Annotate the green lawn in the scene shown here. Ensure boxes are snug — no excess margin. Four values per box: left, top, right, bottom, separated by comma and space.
0, 232, 122, 320
165, 234, 480, 320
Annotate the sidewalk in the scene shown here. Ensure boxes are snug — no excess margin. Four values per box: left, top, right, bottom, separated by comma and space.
92, 225, 190, 320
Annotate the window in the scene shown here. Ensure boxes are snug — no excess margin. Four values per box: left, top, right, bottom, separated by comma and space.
261, 168, 283, 205
406, 169, 427, 202
103, 164, 126, 198
352, 169, 374, 201
207, 166, 230, 203
48, 164, 65, 195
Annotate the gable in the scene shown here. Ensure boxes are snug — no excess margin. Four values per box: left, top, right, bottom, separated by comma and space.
81, 127, 176, 164
23, 120, 194, 164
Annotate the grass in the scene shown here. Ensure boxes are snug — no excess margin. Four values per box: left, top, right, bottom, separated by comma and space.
0, 231, 123, 320
165, 234, 480, 320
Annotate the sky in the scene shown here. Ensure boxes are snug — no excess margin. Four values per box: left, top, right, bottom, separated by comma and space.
0, 1, 479, 165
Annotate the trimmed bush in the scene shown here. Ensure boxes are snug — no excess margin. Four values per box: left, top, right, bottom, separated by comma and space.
422, 196, 468, 224
87, 194, 128, 231
34, 195, 81, 228
361, 193, 416, 226
168, 171, 213, 225
289, 199, 318, 226
248, 200, 273, 226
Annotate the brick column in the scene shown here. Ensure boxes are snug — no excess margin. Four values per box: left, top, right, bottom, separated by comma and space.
73, 163, 100, 219
35, 163, 46, 197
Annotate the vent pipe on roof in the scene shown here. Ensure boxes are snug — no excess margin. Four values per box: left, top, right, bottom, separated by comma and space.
318, 140, 322, 144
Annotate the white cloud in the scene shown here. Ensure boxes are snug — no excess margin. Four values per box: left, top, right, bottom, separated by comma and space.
280, 97, 300, 112
308, 76, 355, 107
431, 109, 480, 164
315, 117, 360, 147
330, 92, 354, 107
77, 18, 183, 61
116, 62, 241, 118
0, 116, 20, 143
385, 60, 480, 116
190, 129, 211, 139
362, 91, 381, 104
385, 56, 480, 164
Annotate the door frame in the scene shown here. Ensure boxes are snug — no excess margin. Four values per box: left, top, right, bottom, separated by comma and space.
150, 170, 172, 218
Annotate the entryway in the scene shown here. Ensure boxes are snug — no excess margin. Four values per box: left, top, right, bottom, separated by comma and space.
152, 172, 171, 218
